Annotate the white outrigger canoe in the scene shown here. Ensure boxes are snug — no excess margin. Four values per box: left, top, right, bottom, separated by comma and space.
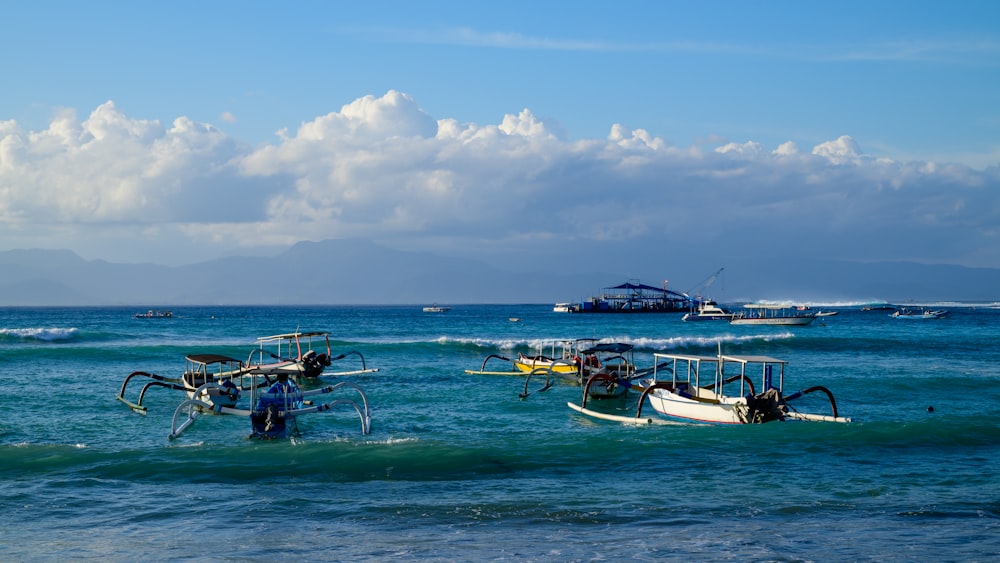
246, 331, 379, 383
569, 349, 850, 425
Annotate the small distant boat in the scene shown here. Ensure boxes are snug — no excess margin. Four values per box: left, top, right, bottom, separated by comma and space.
682, 300, 735, 322
135, 309, 172, 318
890, 308, 949, 320
553, 303, 572, 313
861, 303, 895, 311
729, 304, 817, 326
508, 317, 522, 323
815, 311, 839, 317
423, 304, 451, 313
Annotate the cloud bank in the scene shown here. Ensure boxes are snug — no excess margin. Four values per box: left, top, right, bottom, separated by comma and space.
0, 90, 997, 269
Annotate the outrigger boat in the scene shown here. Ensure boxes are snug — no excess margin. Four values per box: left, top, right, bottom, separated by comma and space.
511, 339, 595, 377
568, 347, 850, 425
468, 339, 645, 400
245, 331, 379, 383
117, 333, 379, 413
168, 371, 372, 441
117, 353, 251, 414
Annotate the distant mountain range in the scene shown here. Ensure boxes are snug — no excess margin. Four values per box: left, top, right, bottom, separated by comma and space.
1, 239, 998, 306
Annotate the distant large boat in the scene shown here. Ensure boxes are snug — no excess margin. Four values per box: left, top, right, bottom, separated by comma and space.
682, 300, 735, 322
570, 279, 689, 313
422, 304, 451, 313
729, 304, 817, 326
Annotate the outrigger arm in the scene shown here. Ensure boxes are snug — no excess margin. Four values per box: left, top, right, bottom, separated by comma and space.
116, 371, 187, 414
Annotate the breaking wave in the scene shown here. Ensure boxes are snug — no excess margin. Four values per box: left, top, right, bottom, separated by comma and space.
0, 327, 80, 342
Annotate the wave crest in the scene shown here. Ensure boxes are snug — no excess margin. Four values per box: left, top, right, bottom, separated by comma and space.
0, 327, 79, 341
438, 332, 794, 352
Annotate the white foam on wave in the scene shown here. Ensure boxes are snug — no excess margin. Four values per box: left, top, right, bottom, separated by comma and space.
629, 332, 795, 350
1, 327, 79, 341
439, 332, 794, 351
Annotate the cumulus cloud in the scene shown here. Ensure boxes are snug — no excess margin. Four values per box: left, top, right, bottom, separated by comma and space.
0, 91, 998, 268
812, 135, 861, 163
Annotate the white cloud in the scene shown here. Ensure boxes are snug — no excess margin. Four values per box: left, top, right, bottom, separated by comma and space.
0, 92, 998, 268
773, 141, 800, 156
716, 141, 767, 157
812, 135, 862, 164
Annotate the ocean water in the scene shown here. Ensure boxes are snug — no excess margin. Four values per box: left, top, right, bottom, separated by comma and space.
2, 304, 999, 561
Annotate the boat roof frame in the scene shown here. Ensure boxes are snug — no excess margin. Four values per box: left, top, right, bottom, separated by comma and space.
186, 353, 243, 365
256, 331, 330, 342
651, 352, 788, 395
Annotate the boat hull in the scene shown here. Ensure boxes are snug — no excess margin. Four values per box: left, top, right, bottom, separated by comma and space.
682, 313, 734, 321
730, 316, 815, 326
645, 389, 746, 424
513, 356, 580, 375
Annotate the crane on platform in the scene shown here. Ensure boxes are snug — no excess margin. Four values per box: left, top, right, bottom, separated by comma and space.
684, 267, 725, 302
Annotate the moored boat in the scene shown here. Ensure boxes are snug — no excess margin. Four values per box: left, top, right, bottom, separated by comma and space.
135, 309, 173, 318
638, 351, 849, 424
468, 339, 643, 400
116, 353, 249, 414
569, 348, 850, 425
572, 279, 689, 313
729, 304, 817, 326
168, 370, 372, 441
890, 308, 948, 319
682, 300, 735, 322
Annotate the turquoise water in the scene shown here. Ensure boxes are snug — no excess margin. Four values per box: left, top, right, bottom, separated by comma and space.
2, 304, 999, 561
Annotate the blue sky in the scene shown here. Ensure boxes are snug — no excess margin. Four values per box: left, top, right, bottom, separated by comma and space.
1, 1, 999, 277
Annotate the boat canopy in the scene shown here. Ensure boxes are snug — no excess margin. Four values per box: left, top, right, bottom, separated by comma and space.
256, 331, 329, 342
580, 342, 634, 355
186, 353, 243, 365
